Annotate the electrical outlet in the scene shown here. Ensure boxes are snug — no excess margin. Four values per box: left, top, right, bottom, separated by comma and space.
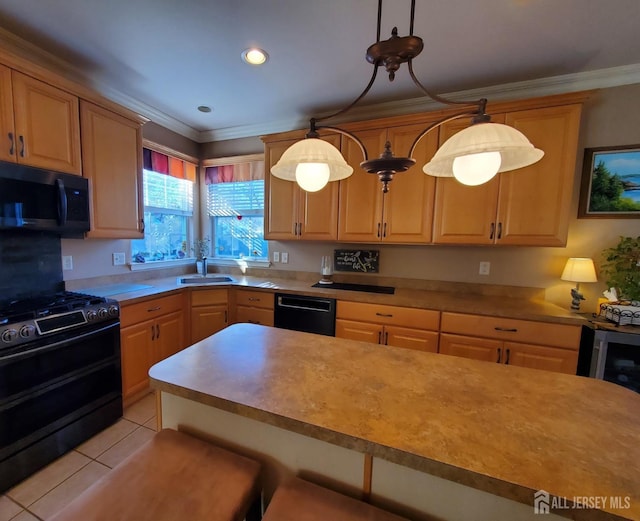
273, 251, 280, 263
62, 255, 73, 270
281, 252, 289, 264
112, 252, 126, 266
479, 261, 490, 275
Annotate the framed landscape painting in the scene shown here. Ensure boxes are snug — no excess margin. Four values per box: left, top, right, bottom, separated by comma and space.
578, 145, 640, 218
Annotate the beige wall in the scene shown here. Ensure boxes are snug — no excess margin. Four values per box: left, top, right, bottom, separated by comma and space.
64, 84, 640, 312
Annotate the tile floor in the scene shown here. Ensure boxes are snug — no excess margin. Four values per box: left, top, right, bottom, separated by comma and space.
0, 393, 158, 521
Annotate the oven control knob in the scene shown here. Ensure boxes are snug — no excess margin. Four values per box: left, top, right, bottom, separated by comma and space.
108, 305, 119, 317
98, 308, 109, 319
86, 310, 98, 321
19, 325, 36, 338
2, 329, 18, 343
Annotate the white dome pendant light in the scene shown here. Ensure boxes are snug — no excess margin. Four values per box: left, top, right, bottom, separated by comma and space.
271, 138, 353, 192
423, 122, 544, 186
271, 0, 544, 193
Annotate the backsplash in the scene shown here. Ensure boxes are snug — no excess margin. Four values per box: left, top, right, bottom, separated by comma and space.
0, 230, 64, 302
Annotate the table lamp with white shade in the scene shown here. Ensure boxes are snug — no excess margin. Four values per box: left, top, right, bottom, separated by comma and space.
561, 257, 598, 311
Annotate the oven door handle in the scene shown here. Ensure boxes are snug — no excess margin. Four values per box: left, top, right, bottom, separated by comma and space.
0, 322, 119, 363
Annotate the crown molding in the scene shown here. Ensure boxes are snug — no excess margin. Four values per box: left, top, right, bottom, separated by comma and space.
206, 63, 640, 142
1, 26, 639, 143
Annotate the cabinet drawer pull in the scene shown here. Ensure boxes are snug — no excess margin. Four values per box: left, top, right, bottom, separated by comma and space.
497, 347, 501, 363
8, 132, 14, 155
375, 312, 393, 318
248, 297, 261, 302
494, 327, 518, 332
505, 348, 511, 365
147, 306, 161, 312
489, 222, 495, 240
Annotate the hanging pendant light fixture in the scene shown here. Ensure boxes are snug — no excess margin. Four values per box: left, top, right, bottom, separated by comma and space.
271, 0, 544, 193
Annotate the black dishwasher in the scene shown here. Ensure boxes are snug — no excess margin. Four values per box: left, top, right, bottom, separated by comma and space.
274, 293, 336, 336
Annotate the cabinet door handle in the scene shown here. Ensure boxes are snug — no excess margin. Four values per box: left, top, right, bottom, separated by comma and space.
378, 331, 382, 344
489, 222, 495, 240
497, 347, 501, 363
383, 222, 387, 238
505, 348, 511, 365
19, 135, 25, 157
140, 218, 145, 233
156, 324, 160, 339
8, 132, 14, 155
497, 222, 503, 240
147, 306, 161, 312
224, 310, 228, 323
375, 312, 393, 318
384, 331, 389, 345
151, 324, 156, 341
377, 222, 381, 238
494, 327, 518, 333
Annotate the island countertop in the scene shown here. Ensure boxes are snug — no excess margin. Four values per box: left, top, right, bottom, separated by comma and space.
149, 323, 640, 520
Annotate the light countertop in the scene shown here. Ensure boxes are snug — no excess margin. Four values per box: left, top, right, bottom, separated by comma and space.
149, 323, 640, 520
80, 274, 588, 326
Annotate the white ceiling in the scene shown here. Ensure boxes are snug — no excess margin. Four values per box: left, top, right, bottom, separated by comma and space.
1, 0, 639, 143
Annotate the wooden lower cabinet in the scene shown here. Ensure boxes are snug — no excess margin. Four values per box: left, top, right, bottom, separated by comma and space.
190, 289, 228, 343
439, 334, 578, 374
335, 301, 440, 352
120, 293, 186, 402
439, 312, 581, 374
233, 289, 274, 326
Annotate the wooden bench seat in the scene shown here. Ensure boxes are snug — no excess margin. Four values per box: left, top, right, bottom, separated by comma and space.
263, 477, 410, 521
49, 429, 261, 521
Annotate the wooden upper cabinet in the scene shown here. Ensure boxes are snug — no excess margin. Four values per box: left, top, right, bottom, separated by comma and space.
10, 71, 81, 175
338, 128, 387, 242
0, 64, 15, 163
496, 104, 582, 246
338, 124, 437, 244
432, 116, 504, 245
384, 123, 438, 243
81, 101, 143, 239
434, 104, 582, 246
264, 134, 340, 241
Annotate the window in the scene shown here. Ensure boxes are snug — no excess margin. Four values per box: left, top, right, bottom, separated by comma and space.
131, 147, 197, 264
205, 160, 267, 260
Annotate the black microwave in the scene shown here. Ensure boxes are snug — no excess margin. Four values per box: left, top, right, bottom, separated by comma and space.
0, 161, 90, 237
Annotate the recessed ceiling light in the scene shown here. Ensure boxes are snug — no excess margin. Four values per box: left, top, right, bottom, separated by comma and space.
241, 48, 269, 66
197, 105, 212, 113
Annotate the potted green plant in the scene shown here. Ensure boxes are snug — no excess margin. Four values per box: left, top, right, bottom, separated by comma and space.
600, 236, 640, 302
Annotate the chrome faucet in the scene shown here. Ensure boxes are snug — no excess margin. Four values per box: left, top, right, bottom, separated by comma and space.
201, 257, 207, 277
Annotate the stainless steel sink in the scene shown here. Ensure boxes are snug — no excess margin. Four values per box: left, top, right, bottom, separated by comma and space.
178, 275, 235, 285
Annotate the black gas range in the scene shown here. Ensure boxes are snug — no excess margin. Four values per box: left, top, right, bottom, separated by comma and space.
0, 290, 123, 492
0, 291, 119, 350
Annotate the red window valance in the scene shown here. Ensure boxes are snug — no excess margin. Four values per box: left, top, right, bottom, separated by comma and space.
143, 147, 196, 182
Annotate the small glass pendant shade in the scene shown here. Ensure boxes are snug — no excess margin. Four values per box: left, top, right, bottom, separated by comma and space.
423, 123, 544, 185
271, 138, 353, 191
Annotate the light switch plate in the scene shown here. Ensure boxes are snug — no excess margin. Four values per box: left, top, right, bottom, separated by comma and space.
281, 252, 289, 264
273, 251, 280, 262
479, 261, 490, 275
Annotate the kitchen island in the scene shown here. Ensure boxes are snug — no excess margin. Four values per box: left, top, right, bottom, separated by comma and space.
149, 323, 639, 521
